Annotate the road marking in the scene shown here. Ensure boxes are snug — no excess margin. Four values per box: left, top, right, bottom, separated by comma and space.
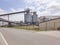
0, 32, 8, 45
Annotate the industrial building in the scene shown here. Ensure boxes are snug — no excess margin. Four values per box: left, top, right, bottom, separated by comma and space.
32, 12, 38, 25
39, 16, 60, 23
0, 9, 39, 26
0, 21, 8, 26
39, 17, 60, 30
24, 9, 32, 25
24, 10, 38, 25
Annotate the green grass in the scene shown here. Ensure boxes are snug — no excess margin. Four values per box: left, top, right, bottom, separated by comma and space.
15, 26, 38, 29
0, 25, 43, 31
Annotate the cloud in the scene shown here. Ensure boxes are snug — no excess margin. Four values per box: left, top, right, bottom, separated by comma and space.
1, 0, 60, 21
40, 6, 60, 16
24, 0, 50, 16
24, 0, 51, 9
0, 8, 9, 20
0, 8, 24, 21
10, 8, 24, 12
0, 8, 7, 14
9, 8, 24, 21
24, 0, 60, 16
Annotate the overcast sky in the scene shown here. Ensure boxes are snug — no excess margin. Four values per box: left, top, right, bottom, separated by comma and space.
0, 0, 60, 21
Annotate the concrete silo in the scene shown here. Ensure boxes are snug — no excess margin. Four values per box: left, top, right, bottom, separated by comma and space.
32, 12, 38, 25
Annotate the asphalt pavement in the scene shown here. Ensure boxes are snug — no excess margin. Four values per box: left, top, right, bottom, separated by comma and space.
0, 28, 60, 45
0, 32, 8, 45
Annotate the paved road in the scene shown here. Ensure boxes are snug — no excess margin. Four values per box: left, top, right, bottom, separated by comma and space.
0, 28, 60, 45
38, 31, 60, 37
0, 32, 7, 45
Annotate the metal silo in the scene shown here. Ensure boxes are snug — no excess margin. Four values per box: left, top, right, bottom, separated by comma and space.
32, 12, 38, 25
24, 9, 32, 24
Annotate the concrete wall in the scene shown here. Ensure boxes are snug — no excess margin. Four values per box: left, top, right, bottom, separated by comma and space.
39, 18, 60, 30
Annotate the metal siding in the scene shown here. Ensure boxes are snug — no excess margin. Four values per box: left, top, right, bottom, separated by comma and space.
24, 13, 32, 23
32, 14, 38, 23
